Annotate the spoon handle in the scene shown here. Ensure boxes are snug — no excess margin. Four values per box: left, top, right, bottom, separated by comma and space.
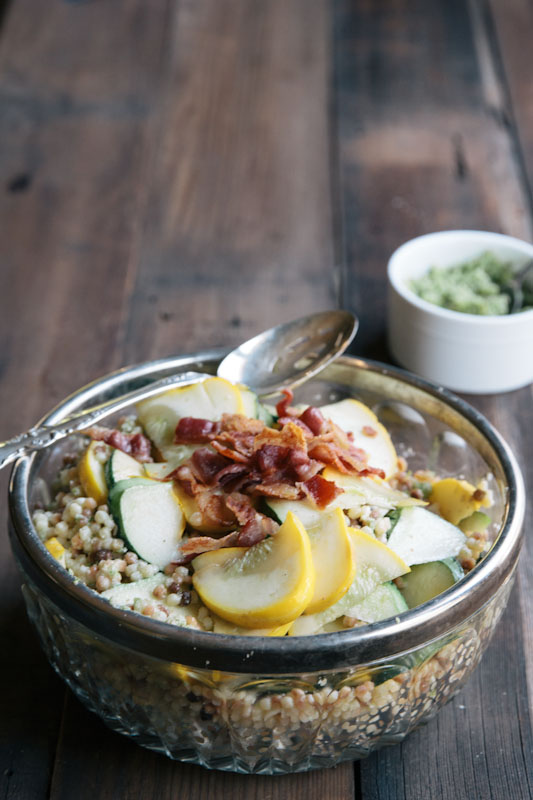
0, 371, 210, 471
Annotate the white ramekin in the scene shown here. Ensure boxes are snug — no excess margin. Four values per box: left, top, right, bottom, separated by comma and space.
387, 230, 533, 393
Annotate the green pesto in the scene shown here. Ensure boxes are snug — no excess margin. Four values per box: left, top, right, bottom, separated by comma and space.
410, 252, 514, 315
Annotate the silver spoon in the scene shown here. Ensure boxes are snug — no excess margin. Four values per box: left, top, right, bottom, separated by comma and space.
0, 310, 357, 470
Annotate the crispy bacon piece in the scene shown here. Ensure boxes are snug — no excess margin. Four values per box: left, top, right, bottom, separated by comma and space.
299, 406, 327, 436
210, 440, 250, 463
237, 513, 278, 546
191, 448, 230, 485
252, 482, 302, 500
275, 388, 295, 418
166, 392, 388, 551
362, 425, 377, 437
179, 531, 239, 557
85, 426, 153, 462
301, 474, 344, 509
175, 417, 219, 443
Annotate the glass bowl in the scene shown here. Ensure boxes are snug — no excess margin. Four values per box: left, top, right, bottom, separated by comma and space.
8, 353, 525, 774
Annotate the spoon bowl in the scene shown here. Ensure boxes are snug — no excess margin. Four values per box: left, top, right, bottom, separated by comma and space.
0, 310, 357, 469
217, 310, 357, 396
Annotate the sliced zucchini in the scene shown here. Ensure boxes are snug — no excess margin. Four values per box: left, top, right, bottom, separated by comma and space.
105, 448, 145, 488
239, 386, 276, 426
348, 581, 408, 622
289, 565, 382, 635
318, 398, 398, 477
144, 461, 174, 479
264, 469, 423, 530
322, 468, 426, 509
398, 558, 464, 608
387, 506, 466, 566
108, 478, 185, 567
318, 582, 408, 632
459, 510, 491, 534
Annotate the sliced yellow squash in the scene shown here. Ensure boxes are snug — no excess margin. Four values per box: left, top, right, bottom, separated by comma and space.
429, 478, 490, 526
79, 440, 108, 505
305, 507, 356, 614
192, 511, 315, 628
349, 528, 410, 581
318, 398, 399, 478
211, 614, 293, 636
45, 536, 66, 566
289, 528, 409, 636
137, 376, 244, 464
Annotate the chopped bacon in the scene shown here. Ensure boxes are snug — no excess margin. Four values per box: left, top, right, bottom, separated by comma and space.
164, 390, 391, 552
287, 448, 322, 481
275, 388, 295, 418
301, 474, 344, 509
225, 492, 257, 525
299, 406, 327, 436
276, 415, 314, 436
175, 417, 219, 443
195, 489, 237, 530
362, 425, 377, 437
191, 448, 230, 485
172, 464, 200, 497
210, 439, 250, 463
237, 513, 278, 546
85, 426, 153, 462
252, 482, 302, 500
180, 531, 239, 557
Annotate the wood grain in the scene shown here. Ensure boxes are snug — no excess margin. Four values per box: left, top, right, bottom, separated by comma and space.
0, 0, 532, 797
333, 0, 533, 797
0, 1, 172, 798
31, 1, 350, 798
334, 0, 532, 361
122, 0, 338, 363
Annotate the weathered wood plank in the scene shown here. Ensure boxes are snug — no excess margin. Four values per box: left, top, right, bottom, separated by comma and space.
0, 2, 172, 798
334, 0, 532, 361
487, 0, 533, 206
43, 1, 351, 799
50, 695, 354, 800
333, 0, 533, 797
122, 0, 338, 363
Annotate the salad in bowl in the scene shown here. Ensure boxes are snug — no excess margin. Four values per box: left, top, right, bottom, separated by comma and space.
10, 355, 523, 773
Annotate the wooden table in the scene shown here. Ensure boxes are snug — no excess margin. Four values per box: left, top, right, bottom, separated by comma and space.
1, 1, 532, 797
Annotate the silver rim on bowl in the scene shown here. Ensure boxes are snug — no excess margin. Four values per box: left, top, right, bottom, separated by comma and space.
8, 353, 525, 674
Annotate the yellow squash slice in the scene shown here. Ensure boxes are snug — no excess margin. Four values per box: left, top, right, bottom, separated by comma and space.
289, 528, 409, 636
429, 478, 490, 526
192, 511, 315, 628
211, 614, 293, 636
79, 440, 108, 505
318, 398, 399, 478
45, 536, 66, 566
137, 377, 244, 464
305, 507, 356, 615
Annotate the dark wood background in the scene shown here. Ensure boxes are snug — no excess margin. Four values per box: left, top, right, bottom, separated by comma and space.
1, 1, 532, 797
